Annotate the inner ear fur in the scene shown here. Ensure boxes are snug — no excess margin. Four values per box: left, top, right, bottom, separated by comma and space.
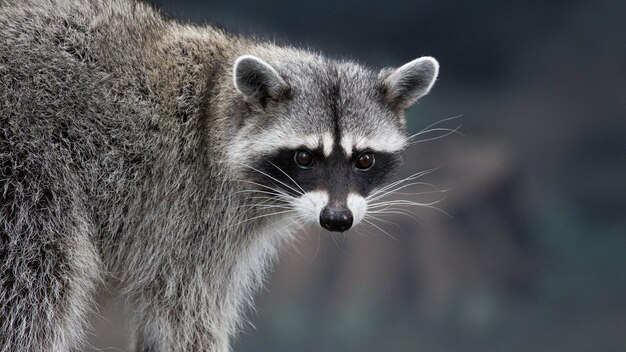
232, 55, 290, 107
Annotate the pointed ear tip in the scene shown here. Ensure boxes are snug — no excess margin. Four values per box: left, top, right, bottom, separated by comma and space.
416, 56, 440, 71
395, 56, 439, 79
233, 55, 259, 69
231, 54, 289, 99
232, 55, 282, 78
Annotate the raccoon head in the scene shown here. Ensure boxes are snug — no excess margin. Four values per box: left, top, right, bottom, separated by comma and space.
228, 53, 438, 232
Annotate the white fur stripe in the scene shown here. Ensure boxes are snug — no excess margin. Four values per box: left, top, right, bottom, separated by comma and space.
293, 190, 329, 224
340, 134, 353, 157
347, 193, 367, 225
340, 132, 406, 156
234, 132, 319, 159
322, 132, 334, 157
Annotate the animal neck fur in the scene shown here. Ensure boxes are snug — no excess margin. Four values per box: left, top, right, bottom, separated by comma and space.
100, 22, 304, 349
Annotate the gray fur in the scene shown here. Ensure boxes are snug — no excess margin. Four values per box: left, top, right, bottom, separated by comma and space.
0, 1, 438, 351
380, 56, 439, 110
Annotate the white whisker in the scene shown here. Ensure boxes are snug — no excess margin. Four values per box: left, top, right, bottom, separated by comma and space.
275, 214, 308, 234
368, 198, 445, 208
233, 209, 298, 227
236, 162, 303, 195
373, 189, 448, 197
234, 180, 294, 199
366, 207, 422, 222
363, 214, 404, 233
307, 228, 323, 264
371, 201, 450, 218
366, 168, 439, 201
363, 218, 398, 242
267, 160, 305, 194
407, 125, 463, 145
366, 181, 444, 202
405, 115, 463, 142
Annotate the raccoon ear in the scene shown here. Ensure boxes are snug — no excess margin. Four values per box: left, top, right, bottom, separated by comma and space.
233, 55, 289, 106
379, 56, 439, 110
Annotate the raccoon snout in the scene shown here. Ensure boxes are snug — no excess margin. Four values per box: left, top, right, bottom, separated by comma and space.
320, 206, 353, 232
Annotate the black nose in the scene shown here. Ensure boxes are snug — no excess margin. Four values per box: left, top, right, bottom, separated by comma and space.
320, 207, 353, 232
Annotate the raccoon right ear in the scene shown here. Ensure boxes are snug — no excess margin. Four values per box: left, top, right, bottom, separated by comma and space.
379, 56, 439, 111
233, 55, 290, 106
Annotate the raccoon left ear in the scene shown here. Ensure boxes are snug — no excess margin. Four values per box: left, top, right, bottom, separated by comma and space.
379, 56, 439, 110
233, 55, 290, 106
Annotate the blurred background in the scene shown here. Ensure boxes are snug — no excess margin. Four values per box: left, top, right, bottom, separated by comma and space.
93, 0, 626, 351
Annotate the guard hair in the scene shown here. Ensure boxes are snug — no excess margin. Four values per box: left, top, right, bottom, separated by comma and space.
0, 1, 440, 351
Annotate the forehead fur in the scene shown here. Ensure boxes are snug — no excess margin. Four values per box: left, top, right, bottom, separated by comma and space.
275, 58, 405, 133
228, 54, 408, 165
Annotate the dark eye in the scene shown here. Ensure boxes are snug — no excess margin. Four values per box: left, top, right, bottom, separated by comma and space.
355, 152, 374, 170
294, 150, 314, 168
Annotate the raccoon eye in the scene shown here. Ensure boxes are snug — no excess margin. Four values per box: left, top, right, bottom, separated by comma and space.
294, 150, 314, 168
355, 152, 374, 170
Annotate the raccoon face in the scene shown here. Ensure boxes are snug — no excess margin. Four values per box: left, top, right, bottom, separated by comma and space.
229, 54, 438, 232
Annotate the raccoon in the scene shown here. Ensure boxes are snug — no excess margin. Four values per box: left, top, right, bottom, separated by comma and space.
0, 0, 439, 351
